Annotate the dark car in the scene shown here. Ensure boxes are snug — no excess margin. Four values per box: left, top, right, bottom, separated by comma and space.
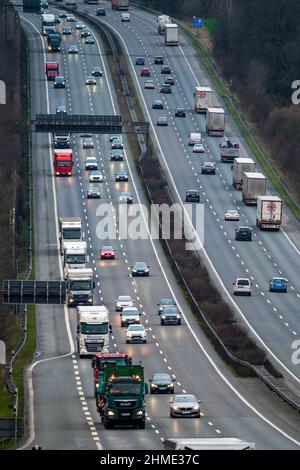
87, 187, 101, 199
160, 306, 181, 325
149, 373, 175, 394
152, 99, 164, 109
157, 298, 176, 314
85, 36, 95, 45
157, 116, 168, 126
131, 262, 150, 277
161, 65, 172, 74
62, 28, 72, 35
115, 170, 129, 182
59, 12, 67, 19
56, 105, 67, 114
165, 76, 175, 85
160, 84, 171, 94
201, 161, 216, 174
81, 28, 91, 38
175, 107, 186, 117
111, 149, 124, 161
186, 190, 200, 203
54, 15, 61, 24
96, 8, 106, 16
68, 45, 78, 54
54, 76, 65, 88
235, 226, 252, 241
135, 57, 145, 66
92, 67, 103, 77
154, 56, 164, 65
119, 192, 133, 204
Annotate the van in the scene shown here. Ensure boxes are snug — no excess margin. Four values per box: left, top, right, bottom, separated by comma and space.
188, 132, 201, 146
121, 13, 130, 22
233, 278, 252, 296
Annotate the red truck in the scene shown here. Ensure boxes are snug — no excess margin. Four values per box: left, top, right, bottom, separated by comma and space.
111, 0, 129, 10
54, 149, 73, 176
45, 62, 59, 80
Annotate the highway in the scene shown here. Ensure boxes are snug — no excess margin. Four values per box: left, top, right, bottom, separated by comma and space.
18, 4, 300, 450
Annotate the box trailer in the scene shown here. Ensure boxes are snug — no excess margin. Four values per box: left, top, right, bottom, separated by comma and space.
232, 158, 256, 189
242, 172, 267, 205
256, 196, 282, 230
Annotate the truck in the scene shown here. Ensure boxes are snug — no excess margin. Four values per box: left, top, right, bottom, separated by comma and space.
92, 353, 132, 403
256, 196, 282, 230
66, 268, 94, 307
111, 0, 129, 10
47, 31, 61, 52
54, 149, 73, 176
41, 13, 55, 35
54, 133, 71, 149
165, 24, 179, 46
59, 217, 83, 254
206, 107, 225, 136
163, 438, 255, 450
97, 364, 148, 429
232, 158, 256, 190
220, 139, 240, 163
77, 306, 109, 357
45, 62, 59, 81
157, 15, 171, 35
194, 87, 213, 113
63, 241, 87, 278
242, 172, 267, 205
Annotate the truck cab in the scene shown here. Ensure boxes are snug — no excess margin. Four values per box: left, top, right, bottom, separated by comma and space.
92, 353, 132, 400
220, 139, 239, 163
45, 62, 59, 80
63, 241, 87, 278
47, 31, 62, 52
54, 149, 73, 176
77, 306, 109, 357
67, 268, 94, 307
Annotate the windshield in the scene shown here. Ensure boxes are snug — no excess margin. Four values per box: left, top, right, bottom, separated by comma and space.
80, 322, 108, 335
110, 382, 142, 396
65, 254, 86, 264
70, 280, 92, 290
62, 229, 81, 239
56, 161, 71, 167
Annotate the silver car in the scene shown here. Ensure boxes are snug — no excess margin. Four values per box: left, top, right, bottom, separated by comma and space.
68, 45, 78, 54
86, 76, 96, 85
169, 394, 201, 418
85, 157, 98, 170
115, 295, 134, 311
89, 171, 103, 182
83, 137, 94, 149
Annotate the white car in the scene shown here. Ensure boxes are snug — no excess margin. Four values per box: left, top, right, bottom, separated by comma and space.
126, 324, 147, 344
85, 157, 98, 170
89, 171, 103, 182
66, 15, 75, 22
115, 295, 134, 311
233, 278, 252, 296
144, 79, 155, 89
225, 209, 240, 221
76, 22, 84, 29
193, 143, 205, 153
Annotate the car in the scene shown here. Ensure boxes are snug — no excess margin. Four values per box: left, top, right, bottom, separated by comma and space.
85, 36, 95, 45
56, 105, 67, 114
201, 162, 216, 174
62, 28, 72, 35
54, 76, 65, 88
119, 192, 133, 204
110, 149, 124, 161
233, 278, 252, 296
126, 324, 147, 344
85, 157, 98, 170
161, 65, 172, 74
87, 187, 101, 199
115, 295, 134, 311
149, 373, 175, 394
86, 76, 97, 85
92, 67, 103, 77
68, 45, 78, 54
54, 15, 61, 24
154, 56, 164, 65
83, 137, 94, 149
81, 28, 91, 37
59, 12, 67, 19
160, 306, 181, 325
120, 307, 141, 327
66, 15, 75, 22
141, 68, 151, 77
40, 0, 48, 8
193, 143, 205, 153
96, 8, 106, 16
169, 395, 201, 418
111, 137, 123, 149
76, 22, 84, 30
131, 262, 150, 277
144, 79, 155, 89
175, 107, 186, 118
115, 170, 129, 182
160, 84, 171, 94
135, 57, 145, 66
100, 246, 115, 259
156, 116, 168, 126
110, 134, 122, 143
224, 209, 240, 221
152, 100, 164, 109
157, 299, 176, 314
269, 277, 288, 293
164, 76, 175, 85
186, 190, 200, 203
89, 171, 103, 182
235, 226, 252, 241
121, 13, 130, 22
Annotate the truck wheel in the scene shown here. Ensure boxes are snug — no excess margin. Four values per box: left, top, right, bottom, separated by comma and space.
138, 420, 145, 429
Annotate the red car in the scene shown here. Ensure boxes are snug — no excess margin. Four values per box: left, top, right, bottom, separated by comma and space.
140, 68, 151, 77
100, 246, 115, 259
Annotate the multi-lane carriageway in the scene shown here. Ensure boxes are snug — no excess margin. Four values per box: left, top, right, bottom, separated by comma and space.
18, 3, 300, 450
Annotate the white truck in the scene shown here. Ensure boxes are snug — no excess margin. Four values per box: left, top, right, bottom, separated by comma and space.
188, 132, 202, 146
41, 13, 56, 36
157, 15, 171, 35
232, 158, 256, 190
165, 24, 179, 46
256, 196, 282, 230
206, 107, 225, 136
59, 217, 83, 254
77, 306, 110, 357
220, 139, 240, 163
63, 241, 87, 279
194, 87, 213, 113
66, 268, 95, 307
163, 438, 255, 450
242, 172, 267, 205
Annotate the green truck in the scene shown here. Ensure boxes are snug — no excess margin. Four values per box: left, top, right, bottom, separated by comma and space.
47, 31, 61, 52
97, 364, 148, 429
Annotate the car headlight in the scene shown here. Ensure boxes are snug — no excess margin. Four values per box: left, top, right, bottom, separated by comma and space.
69, 298, 74, 303
161, 316, 166, 320
136, 410, 144, 416
107, 410, 115, 417
172, 405, 179, 410
95, 383, 99, 389
193, 404, 200, 411
167, 384, 174, 388
151, 384, 157, 388
144, 269, 149, 272
132, 269, 137, 273
88, 298, 93, 304
177, 315, 181, 319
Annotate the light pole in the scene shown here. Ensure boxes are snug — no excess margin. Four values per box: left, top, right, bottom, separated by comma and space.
14, 387, 18, 446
